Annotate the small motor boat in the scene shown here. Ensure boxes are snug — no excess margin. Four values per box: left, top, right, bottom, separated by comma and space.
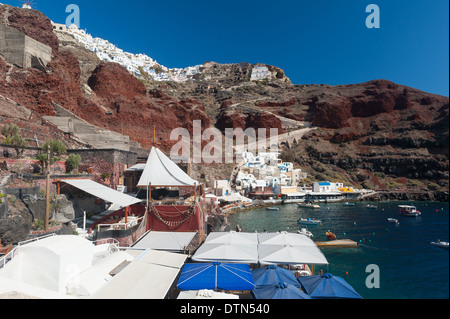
430, 240, 449, 249
398, 205, 421, 217
366, 205, 377, 209
298, 218, 322, 225
387, 218, 399, 224
266, 207, 280, 211
298, 202, 320, 209
343, 202, 355, 207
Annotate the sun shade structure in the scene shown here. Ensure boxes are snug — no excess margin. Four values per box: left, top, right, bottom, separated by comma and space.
60, 179, 142, 208
137, 147, 198, 187
192, 242, 259, 264
192, 232, 328, 265
177, 263, 255, 291
252, 265, 301, 288
92, 249, 187, 299
258, 232, 328, 266
205, 231, 259, 245
297, 273, 363, 299
253, 283, 311, 299
258, 244, 328, 265
132, 231, 197, 252
258, 231, 317, 247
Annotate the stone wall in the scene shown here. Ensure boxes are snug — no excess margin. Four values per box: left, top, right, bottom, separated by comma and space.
67, 149, 137, 189
0, 23, 52, 70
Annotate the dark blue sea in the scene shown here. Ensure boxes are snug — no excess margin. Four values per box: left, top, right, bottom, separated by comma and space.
227, 201, 449, 299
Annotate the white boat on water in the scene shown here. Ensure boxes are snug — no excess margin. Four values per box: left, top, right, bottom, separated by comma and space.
343, 202, 355, 207
387, 218, 400, 225
298, 202, 320, 209
366, 205, 377, 209
298, 218, 322, 225
267, 207, 280, 211
430, 241, 449, 249
398, 205, 421, 217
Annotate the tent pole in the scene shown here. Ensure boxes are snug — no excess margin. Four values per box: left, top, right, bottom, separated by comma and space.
149, 183, 152, 206
194, 183, 197, 202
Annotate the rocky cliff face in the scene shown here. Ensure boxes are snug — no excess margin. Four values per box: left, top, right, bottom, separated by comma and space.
0, 4, 211, 151
278, 80, 449, 194
0, 5, 448, 195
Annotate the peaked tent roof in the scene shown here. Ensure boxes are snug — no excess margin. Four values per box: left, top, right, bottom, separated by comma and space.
137, 147, 198, 188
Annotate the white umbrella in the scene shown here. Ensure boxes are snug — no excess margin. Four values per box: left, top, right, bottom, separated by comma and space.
258, 231, 316, 247
258, 243, 328, 266
205, 232, 259, 245
192, 242, 259, 264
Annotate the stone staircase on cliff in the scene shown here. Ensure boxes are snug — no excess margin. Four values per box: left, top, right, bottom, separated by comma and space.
42, 102, 141, 152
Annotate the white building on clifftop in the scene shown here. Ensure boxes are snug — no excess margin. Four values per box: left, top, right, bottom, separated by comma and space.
251, 66, 271, 81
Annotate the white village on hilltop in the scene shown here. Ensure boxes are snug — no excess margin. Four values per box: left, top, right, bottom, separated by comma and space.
51, 22, 272, 83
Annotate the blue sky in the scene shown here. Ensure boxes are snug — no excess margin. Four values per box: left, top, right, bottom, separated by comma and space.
3, 0, 449, 96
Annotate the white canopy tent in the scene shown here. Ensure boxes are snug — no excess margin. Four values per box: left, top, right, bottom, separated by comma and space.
61, 179, 142, 208
137, 147, 198, 188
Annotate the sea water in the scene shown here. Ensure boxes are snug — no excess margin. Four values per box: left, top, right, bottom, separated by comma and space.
227, 201, 449, 299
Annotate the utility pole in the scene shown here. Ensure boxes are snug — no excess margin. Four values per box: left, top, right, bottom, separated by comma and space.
45, 146, 50, 232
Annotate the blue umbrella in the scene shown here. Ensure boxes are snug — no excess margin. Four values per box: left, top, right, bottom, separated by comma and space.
253, 282, 311, 299
177, 263, 255, 291
298, 273, 363, 299
252, 265, 301, 288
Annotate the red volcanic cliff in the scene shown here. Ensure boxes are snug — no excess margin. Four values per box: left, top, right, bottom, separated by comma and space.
85, 62, 210, 149
0, 5, 211, 151
87, 63, 147, 99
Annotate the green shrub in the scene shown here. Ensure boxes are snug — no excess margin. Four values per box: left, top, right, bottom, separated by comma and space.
32, 219, 45, 231
66, 154, 82, 173
1, 123, 20, 139
42, 140, 67, 157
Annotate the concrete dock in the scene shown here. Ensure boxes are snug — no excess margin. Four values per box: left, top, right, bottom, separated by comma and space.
315, 239, 359, 248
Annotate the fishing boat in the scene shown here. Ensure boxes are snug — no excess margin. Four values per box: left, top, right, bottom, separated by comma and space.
297, 218, 322, 225
343, 202, 355, 207
298, 202, 320, 209
398, 205, 421, 217
326, 231, 337, 240
267, 207, 280, 211
430, 240, 449, 249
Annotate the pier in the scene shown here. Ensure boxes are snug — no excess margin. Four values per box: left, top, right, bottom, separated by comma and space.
315, 239, 359, 248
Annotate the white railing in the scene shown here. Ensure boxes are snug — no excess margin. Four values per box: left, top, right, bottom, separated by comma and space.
96, 217, 143, 232
92, 238, 120, 253
18, 233, 57, 246
0, 246, 18, 269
